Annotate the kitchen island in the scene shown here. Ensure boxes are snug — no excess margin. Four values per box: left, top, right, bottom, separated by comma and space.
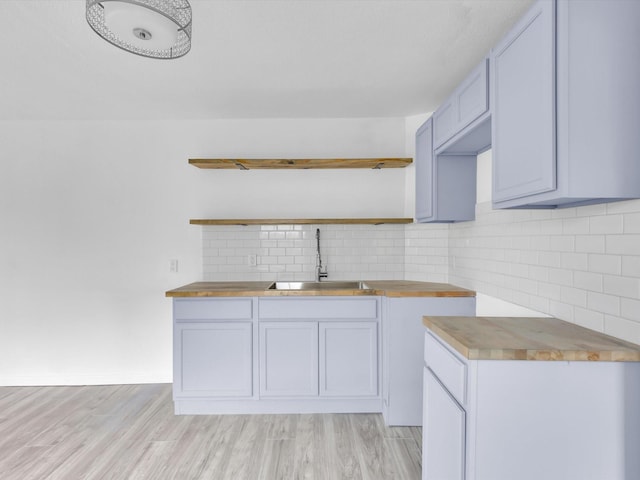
166, 280, 475, 424
422, 315, 640, 480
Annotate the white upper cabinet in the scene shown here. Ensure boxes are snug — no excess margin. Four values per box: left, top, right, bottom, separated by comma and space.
492, 0, 640, 208
491, 0, 555, 203
433, 59, 489, 150
415, 117, 477, 223
415, 57, 488, 223
415, 119, 434, 222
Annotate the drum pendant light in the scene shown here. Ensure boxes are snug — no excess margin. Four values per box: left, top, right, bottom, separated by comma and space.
86, 0, 192, 59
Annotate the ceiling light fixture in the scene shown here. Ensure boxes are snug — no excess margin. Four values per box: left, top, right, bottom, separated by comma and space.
86, 0, 192, 59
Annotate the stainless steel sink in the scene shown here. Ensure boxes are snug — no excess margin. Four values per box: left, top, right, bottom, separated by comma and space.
268, 281, 372, 290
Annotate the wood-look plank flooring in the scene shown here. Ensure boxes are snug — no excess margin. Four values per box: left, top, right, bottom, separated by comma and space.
0, 384, 421, 480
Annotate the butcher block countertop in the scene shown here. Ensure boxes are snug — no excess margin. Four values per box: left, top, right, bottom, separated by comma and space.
423, 316, 640, 362
166, 280, 475, 298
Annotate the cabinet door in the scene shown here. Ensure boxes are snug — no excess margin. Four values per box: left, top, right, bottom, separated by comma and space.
175, 322, 253, 397
456, 58, 488, 132
415, 118, 434, 222
259, 322, 319, 397
423, 367, 465, 480
492, 0, 556, 203
433, 99, 456, 149
319, 321, 378, 397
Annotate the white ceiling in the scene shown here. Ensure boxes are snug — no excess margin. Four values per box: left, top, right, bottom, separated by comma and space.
0, 0, 533, 121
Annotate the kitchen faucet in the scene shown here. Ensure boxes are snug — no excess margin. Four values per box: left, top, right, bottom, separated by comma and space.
315, 228, 328, 281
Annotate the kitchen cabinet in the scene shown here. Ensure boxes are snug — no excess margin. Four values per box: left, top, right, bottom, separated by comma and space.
259, 297, 380, 400
415, 58, 489, 223
170, 285, 477, 421
173, 298, 256, 404
492, 0, 640, 208
382, 296, 475, 426
259, 321, 319, 396
423, 367, 465, 480
173, 295, 382, 414
415, 119, 477, 223
422, 317, 640, 480
433, 59, 489, 150
319, 321, 378, 397
415, 119, 434, 221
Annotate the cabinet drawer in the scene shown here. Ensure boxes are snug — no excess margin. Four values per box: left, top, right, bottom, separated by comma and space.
174, 298, 253, 321
424, 331, 467, 404
259, 297, 379, 320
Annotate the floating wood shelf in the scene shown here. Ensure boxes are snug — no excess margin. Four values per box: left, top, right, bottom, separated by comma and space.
189, 158, 412, 170
190, 218, 414, 226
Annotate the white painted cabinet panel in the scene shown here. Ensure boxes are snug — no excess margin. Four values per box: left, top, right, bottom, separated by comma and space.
423, 367, 466, 480
491, 0, 555, 203
492, 0, 640, 208
258, 297, 378, 319
415, 118, 434, 222
433, 59, 489, 150
415, 118, 477, 223
174, 322, 253, 397
422, 329, 640, 480
319, 321, 378, 397
259, 321, 319, 397
382, 297, 475, 426
173, 298, 253, 321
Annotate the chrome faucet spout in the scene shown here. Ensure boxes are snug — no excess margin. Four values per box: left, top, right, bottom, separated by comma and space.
315, 228, 328, 281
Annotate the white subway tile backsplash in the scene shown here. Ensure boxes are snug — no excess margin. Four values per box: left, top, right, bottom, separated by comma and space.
590, 214, 624, 234
572, 307, 605, 332
573, 271, 603, 293
603, 275, 640, 300
607, 235, 640, 255
624, 213, 640, 234
576, 203, 608, 218
203, 224, 408, 282
621, 298, 640, 320
561, 252, 588, 271
549, 301, 574, 322
606, 198, 640, 214
622, 256, 640, 277
562, 217, 590, 235
587, 291, 620, 316
604, 315, 640, 345
560, 286, 587, 308
588, 254, 622, 275
549, 236, 575, 252
575, 235, 605, 254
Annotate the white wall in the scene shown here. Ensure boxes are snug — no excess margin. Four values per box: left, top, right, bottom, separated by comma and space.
0, 117, 406, 385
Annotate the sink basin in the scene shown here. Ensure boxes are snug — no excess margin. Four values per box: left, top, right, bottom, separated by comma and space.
268, 281, 372, 291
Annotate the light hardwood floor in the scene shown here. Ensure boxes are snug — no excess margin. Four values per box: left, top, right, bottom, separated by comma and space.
0, 384, 422, 480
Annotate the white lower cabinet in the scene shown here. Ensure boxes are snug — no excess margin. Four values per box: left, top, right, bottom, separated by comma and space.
422, 329, 640, 480
259, 321, 319, 397
382, 297, 476, 426
173, 296, 382, 414
175, 322, 253, 397
320, 321, 378, 397
423, 367, 465, 480
260, 320, 378, 398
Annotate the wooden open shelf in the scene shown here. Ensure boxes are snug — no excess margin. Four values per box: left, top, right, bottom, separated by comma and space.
189, 158, 412, 170
190, 218, 414, 226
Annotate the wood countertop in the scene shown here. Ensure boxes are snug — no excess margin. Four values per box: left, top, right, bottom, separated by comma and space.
166, 280, 475, 298
423, 316, 640, 362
